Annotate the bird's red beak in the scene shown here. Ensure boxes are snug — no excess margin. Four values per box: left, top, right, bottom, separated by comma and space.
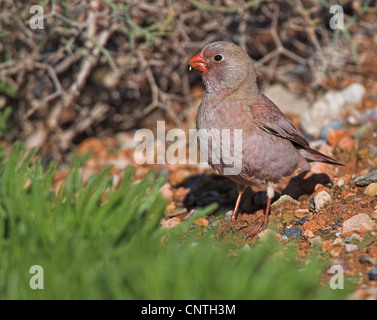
188, 53, 207, 72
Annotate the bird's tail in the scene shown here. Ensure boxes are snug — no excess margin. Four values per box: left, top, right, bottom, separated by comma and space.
299, 147, 344, 166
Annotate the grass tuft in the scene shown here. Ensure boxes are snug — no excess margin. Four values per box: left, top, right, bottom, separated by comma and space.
0, 145, 352, 299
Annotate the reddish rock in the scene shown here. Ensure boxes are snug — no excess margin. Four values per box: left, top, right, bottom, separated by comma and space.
364, 183, 377, 196
161, 216, 182, 229
305, 161, 336, 181
303, 220, 322, 232
303, 229, 315, 238
257, 228, 283, 241
328, 129, 351, 147
166, 202, 176, 214
337, 136, 356, 152
160, 183, 174, 201
194, 217, 209, 227
341, 213, 377, 236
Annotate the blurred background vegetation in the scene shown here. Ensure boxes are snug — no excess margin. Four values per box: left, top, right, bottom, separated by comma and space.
0, 0, 376, 164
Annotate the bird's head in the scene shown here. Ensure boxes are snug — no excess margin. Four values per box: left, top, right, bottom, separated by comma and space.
188, 41, 257, 94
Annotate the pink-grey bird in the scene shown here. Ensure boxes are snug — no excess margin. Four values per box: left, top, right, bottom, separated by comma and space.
188, 41, 342, 238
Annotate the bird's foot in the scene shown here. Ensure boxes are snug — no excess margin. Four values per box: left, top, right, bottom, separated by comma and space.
230, 218, 248, 230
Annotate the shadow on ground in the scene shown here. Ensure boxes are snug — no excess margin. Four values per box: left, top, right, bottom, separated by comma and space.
176, 171, 332, 215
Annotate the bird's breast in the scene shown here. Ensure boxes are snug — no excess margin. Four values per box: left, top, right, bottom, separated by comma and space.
196, 94, 300, 186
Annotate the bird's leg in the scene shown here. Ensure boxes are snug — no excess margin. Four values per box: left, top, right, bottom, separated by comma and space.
230, 185, 248, 229
246, 182, 275, 239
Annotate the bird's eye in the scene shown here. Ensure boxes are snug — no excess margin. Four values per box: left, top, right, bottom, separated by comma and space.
214, 55, 223, 62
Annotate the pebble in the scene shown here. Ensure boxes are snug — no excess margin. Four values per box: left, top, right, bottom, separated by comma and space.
314, 190, 332, 211
281, 226, 302, 238
337, 136, 356, 153
353, 170, 377, 187
239, 244, 251, 252
309, 236, 322, 247
359, 255, 377, 265
354, 170, 377, 187
161, 216, 181, 229
341, 213, 377, 236
336, 179, 345, 187
160, 183, 174, 202
343, 233, 361, 243
347, 109, 364, 126
368, 267, 377, 281
327, 128, 350, 147
319, 119, 343, 140
271, 194, 297, 207
364, 183, 377, 196
353, 122, 375, 140
257, 229, 283, 241
298, 216, 310, 225
303, 229, 315, 238
344, 244, 359, 252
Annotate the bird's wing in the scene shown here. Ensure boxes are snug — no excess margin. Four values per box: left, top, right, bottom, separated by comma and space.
249, 95, 310, 148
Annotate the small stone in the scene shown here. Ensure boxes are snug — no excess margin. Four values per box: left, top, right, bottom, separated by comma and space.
359, 255, 377, 265
314, 190, 332, 211
271, 194, 297, 210
368, 267, 377, 280
194, 217, 209, 227
298, 216, 310, 225
303, 229, 315, 238
161, 216, 181, 229
353, 122, 375, 140
305, 161, 336, 181
342, 213, 377, 236
319, 119, 344, 140
343, 233, 361, 243
336, 179, 345, 187
240, 244, 251, 252
282, 212, 295, 223
309, 236, 322, 247
257, 229, 283, 241
345, 244, 359, 252
327, 128, 350, 147
225, 210, 233, 217
364, 183, 377, 196
160, 183, 174, 202
295, 209, 309, 218
282, 227, 302, 238
347, 109, 364, 126
354, 170, 377, 187
338, 136, 356, 153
